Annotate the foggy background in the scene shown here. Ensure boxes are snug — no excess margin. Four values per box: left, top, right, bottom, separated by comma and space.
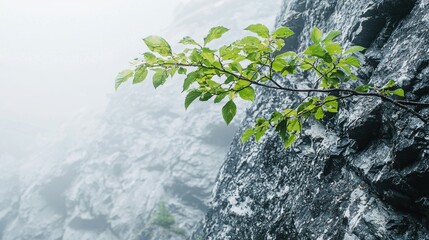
0, 0, 186, 158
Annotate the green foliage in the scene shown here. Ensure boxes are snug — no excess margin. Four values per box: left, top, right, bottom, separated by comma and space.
393, 88, 405, 97
115, 69, 133, 90
185, 90, 202, 109
272, 27, 294, 39
152, 69, 168, 88
151, 202, 187, 236
117, 24, 415, 148
133, 65, 148, 84
151, 202, 175, 228
204, 26, 229, 45
222, 100, 237, 125
310, 27, 323, 43
245, 24, 270, 38
143, 35, 172, 56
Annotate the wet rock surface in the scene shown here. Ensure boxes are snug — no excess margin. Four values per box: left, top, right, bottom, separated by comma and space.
200, 0, 429, 239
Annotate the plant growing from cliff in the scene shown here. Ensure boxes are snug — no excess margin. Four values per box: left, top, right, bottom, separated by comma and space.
151, 202, 187, 236
116, 24, 429, 148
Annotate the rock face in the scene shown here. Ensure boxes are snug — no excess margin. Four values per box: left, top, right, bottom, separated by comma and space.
201, 0, 429, 239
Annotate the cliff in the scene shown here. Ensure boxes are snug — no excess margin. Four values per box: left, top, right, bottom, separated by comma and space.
200, 0, 429, 239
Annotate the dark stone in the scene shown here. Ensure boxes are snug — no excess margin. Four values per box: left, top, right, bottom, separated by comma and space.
199, 0, 429, 239
346, 105, 382, 150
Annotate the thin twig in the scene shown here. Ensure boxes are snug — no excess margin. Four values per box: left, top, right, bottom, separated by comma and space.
144, 62, 429, 122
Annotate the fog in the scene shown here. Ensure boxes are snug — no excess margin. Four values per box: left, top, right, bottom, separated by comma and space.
0, 0, 185, 157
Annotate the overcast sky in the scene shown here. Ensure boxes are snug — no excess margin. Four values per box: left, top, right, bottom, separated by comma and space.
0, 0, 188, 155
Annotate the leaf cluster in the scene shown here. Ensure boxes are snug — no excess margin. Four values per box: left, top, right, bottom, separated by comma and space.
116, 24, 420, 148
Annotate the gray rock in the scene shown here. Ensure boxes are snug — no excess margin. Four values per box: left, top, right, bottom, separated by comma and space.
201, 0, 429, 239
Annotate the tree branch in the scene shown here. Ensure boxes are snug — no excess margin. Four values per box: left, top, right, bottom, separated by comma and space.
145, 61, 429, 123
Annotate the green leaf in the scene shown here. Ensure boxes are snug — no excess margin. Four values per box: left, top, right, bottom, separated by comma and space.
382, 90, 391, 96
355, 84, 370, 92
246, 52, 260, 61
270, 111, 283, 124
255, 126, 268, 142
184, 90, 202, 109
383, 79, 396, 89
152, 69, 168, 88
283, 109, 297, 117
115, 69, 133, 90
245, 24, 269, 38
331, 70, 346, 80
277, 51, 297, 58
204, 26, 229, 45
220, 46, 240, 60
310, 27, 323, 43
274, 39, 285, 50
200, 92, 213, 101
168, 67, 177, 77
393, 88, 405, 97
241, 128, 255, 143
323, 54, 333, 63
324, 95, 338, 113
206, 79, 219, 88
214, 92, 228, 103
238, 36, 261, 45
179, 36, 200, 46
221, 48, 242, 61
143, 35, 172, 57
190, 49, 202, 63
344, 46, 366, 54
178, 67, 187, 75
238, 86, 255, 101
133, 65, 148, 84
272, 58, 288, 72
325, 43, 342, 55
222, 100, 237, 125
342, 56, 361, 67
322, 30, 341, 42
284, 134, 296, 148
201, 48, 215, 63
230, 62, 242, 73
183, 71, 199, 92
341, 65, 352, 75
144, 52, 157, 64
224, 75, 235, 84
287, 118, 302, 132
272, 26, 294, 38
276, 120, 287, 142
314, 107, 324, 120
254, 118, 269, 142
300, 62, 313, 71
234, 80, 251, 90
304, 44, 327, 58
297, 100, 313, 114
